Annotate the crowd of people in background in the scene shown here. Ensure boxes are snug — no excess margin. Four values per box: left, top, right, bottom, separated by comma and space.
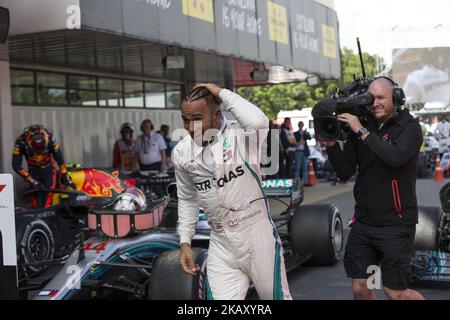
112, 115, 331, 185
109, 113, 450, 182
278, 118, 311, 182
270, 117, 343, 186
416, 115, 450, 155
14, 114, 345, 206
113, 119, 174, 175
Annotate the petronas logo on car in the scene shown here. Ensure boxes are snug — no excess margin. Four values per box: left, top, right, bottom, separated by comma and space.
262, 179, 294, 189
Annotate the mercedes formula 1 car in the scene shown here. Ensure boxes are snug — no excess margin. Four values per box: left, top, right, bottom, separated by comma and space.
411, 182, 450, 281
31, 178, 343, 300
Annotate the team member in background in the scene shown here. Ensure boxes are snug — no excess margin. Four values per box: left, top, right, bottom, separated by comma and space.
136, 119, 167, 172
157, 124, 174, 169
113, 122, 139, 174
12, 124, 74, 208
157, 125, 173, 158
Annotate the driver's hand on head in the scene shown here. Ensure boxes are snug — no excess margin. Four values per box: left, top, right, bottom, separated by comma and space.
179, 243, 200, 276
193, 83, 223, 100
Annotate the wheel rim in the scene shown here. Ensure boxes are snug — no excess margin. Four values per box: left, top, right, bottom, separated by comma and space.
332, 215, 343, 254
27, 229, 50, 262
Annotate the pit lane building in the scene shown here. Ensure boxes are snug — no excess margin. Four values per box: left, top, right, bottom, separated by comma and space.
0, 0, 340, 174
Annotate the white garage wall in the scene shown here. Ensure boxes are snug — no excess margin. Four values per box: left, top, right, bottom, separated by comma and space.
12, 106, 183, 168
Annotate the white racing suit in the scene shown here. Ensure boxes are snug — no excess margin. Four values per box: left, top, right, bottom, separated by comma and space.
173, 89, 292, 300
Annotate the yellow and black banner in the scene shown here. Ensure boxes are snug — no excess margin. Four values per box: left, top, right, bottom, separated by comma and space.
322, 24, 337, 59
267, 1, 289, 45
80, 0, 341, 79
182, 0, 214, 23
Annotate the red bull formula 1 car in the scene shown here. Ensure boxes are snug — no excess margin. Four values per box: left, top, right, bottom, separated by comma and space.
15, 167, 127, 292
16, 166, 174, 296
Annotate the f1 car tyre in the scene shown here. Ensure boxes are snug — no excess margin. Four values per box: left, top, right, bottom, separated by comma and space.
16, 218, 55, 272
290, 204, 343, 266
148, 247, 208, 300
414, 206, 443, 251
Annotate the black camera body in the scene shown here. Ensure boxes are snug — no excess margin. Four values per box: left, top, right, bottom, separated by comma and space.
311, 38, 402, 141
312, 78, 375, 141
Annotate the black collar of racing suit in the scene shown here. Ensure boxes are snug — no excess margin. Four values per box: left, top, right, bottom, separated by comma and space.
201, 117, 228, 148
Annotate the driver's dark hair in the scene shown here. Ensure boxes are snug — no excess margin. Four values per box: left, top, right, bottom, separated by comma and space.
184, 86, 221, 107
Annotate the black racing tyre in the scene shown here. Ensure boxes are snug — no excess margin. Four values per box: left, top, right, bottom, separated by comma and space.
414, 206, 443, 251
148, 247, 208, 300
16, 218, 55, 273
289, 204, 343, 266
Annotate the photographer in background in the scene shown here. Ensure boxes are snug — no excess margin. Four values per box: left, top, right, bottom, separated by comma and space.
324, 77, 424, 300
279, 118, 296, 178
293, 121, 311, 183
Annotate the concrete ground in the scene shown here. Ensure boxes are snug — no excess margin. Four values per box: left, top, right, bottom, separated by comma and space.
287, 178, 450, 300
27, 178, 450, 300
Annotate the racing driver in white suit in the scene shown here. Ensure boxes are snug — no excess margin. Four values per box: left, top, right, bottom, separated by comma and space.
173, 83, 292, 300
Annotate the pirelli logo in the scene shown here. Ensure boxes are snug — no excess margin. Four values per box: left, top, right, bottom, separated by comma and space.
182, 0, 214, 23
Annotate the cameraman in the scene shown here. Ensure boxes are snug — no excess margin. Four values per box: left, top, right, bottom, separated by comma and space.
325, 77, 424, 300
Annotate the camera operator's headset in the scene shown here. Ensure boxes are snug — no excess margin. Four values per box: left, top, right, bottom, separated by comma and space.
372, 76, 406, 108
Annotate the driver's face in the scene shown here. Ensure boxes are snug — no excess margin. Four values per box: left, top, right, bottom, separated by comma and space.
181, 99, 221, 143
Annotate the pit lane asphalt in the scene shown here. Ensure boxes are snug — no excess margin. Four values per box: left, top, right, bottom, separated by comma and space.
28, 179, 450, 300
284, 178, 450, 300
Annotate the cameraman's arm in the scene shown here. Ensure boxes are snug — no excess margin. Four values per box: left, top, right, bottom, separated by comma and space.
326, 138, 358, 181
365, 121, 423, 168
